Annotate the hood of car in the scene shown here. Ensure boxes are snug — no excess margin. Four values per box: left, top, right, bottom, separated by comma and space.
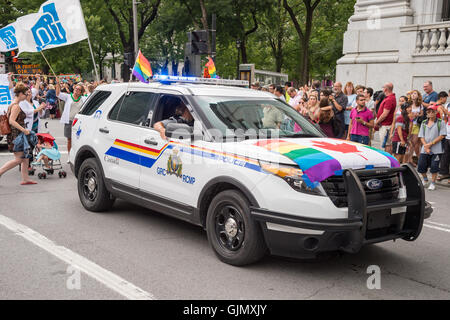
217, 137, 400, 183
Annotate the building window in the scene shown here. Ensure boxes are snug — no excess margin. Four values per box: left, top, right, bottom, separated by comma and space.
443, 0, 450, 21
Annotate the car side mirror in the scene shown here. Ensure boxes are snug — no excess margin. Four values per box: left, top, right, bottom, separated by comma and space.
165, 123, 193, 140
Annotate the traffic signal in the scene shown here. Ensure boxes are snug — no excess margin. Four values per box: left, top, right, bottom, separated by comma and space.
123, 52, 134, 68
4, 51, 12, 63
4, 50, 17, 63
187, 30, 208, 55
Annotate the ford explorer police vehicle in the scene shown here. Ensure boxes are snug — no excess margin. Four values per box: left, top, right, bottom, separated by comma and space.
70, 76, 432, 266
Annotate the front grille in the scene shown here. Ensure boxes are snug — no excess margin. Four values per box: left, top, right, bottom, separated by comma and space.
322, 171, 400, 208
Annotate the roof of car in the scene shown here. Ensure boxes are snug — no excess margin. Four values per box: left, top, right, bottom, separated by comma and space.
95, 82, 277, 98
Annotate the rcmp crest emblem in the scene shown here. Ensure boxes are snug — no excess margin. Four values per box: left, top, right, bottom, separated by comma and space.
167, 148, 183, 178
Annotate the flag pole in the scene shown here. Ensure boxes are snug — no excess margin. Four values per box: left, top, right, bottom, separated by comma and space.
86, 37, 99, 82
40, 51, 57, 78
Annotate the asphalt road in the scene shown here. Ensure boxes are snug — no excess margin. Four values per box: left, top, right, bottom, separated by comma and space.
0, 119, 449, 300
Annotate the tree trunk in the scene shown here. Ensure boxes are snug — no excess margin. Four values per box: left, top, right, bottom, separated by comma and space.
275, 54, 283, 73
301, 8, 313, 84
240, 39, 248, 64
276, 36, 283, 72
199, 0, 211, 54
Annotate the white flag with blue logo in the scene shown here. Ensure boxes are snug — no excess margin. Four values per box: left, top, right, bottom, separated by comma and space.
0, 22, 18, 52
0, 74, 12, 115
15, 0, 88, 54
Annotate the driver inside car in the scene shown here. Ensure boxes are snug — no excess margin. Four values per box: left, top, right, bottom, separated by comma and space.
153, 103, 195, 140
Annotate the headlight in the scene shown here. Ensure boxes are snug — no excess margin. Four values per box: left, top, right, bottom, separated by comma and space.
259, 160, 326, 196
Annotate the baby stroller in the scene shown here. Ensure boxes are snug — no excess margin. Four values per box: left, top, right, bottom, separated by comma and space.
30, 133, 67, 179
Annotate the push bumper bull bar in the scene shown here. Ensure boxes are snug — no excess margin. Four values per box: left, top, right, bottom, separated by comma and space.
251, 164, 430, 258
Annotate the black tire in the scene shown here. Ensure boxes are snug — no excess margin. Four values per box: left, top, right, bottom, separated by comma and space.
77, 158, 115, 212
206, 190, 267, 266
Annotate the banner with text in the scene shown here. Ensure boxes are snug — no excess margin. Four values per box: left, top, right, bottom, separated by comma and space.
15, 0, 88, 54
14, 64, 43, 75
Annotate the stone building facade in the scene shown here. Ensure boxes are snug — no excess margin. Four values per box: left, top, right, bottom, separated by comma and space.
337, 0, 450, 95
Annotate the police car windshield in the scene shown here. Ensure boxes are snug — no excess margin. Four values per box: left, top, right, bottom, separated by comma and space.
193, 96, 323, 140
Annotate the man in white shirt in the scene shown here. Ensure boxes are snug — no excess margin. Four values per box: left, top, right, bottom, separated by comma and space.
56, 78, 87, 156
287, 87, 303, 109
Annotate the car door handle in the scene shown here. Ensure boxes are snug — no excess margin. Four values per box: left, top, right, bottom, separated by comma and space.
144, 138, 158, 146
99, 127, 109, 134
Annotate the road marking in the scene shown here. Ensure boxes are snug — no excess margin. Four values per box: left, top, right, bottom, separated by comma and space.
424, 224, 450, 233
0, 214, 155, 300
0, 151, 68, 156
426, 221, 450, 229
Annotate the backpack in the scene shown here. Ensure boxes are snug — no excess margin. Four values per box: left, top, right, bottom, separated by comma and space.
421, 118, 442, 136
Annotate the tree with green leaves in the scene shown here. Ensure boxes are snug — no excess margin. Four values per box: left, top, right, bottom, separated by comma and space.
104, 0, 161, 81
283, 0, 322, 84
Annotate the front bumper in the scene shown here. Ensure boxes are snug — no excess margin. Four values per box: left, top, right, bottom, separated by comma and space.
251, 164, 431, 259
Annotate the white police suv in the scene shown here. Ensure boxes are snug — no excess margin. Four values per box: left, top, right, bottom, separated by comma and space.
70, 76, 432, 266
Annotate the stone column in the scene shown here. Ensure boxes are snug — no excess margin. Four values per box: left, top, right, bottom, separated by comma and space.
347, 0, 414, 30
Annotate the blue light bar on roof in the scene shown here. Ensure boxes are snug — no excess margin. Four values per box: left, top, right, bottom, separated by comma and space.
152, 75, 249, 87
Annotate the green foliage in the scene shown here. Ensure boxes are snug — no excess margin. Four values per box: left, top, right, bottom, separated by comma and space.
0, 0, 356, 82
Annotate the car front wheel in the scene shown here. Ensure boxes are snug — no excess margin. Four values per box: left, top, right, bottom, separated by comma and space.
77, 158, 115, 212
206, 190, 267, 266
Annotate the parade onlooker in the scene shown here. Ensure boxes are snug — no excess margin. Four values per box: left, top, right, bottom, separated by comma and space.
251, 82, 261, 90
317, 98, 342, 138
343, 82, 356, 133
268, 84, 276, 95
392, 105, 412, 163
312, 80, 321, 97
57, 79, 87, 157
347, 94, 374, 145
408, 90, 424, 165
301, 94, 320, 121
375, 82, 396, 152
418, 105, 447, 191
438, 99, 450, 183
274, 86, 285, 102
355, 85, 365, 96
0, 84, 37, 185
46, 84, 58, 119
435, 91, 448, 119
287, 87, 303, 110
422, 81, 438, 108
284, 82, 291, 103
330, 82, 347, 138
364, 87, 375, 112
389, 95, 408, 140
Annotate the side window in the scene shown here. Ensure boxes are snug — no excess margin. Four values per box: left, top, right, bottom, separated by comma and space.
108, 91, 157, 126
80, 91, 112, 115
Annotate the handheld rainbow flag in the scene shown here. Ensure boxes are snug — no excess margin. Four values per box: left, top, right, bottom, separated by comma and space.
132, 50, 152, 83
205, 57, 217, 78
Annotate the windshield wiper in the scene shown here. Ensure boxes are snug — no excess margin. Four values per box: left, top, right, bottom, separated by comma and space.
279, 133, 319, 138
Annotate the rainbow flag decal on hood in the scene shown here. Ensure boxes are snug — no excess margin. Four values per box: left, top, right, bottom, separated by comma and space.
255, 139, 400, 187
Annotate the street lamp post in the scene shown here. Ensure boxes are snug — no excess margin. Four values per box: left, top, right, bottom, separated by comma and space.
236, 40, 241, 80
132, 0, 139, 80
